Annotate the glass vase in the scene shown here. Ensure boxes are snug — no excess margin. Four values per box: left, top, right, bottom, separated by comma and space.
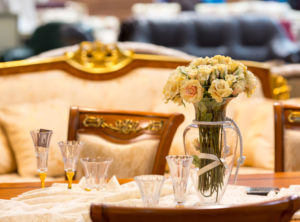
183, 98, 243, 204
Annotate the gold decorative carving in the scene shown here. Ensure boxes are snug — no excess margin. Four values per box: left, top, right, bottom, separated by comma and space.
83, 115, 163, 134
288, 111, 300, 123
65, 41, 134, 73
271, 75, 290, 100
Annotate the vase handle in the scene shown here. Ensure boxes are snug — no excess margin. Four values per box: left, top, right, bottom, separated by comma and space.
226, 117, 245, 184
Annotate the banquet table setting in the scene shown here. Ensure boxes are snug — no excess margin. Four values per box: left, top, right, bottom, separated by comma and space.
1, 175, 300, 222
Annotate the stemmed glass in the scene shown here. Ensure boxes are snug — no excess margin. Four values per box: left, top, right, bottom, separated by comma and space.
58, 141, 84, 189
30, 129, 53, 188
166, 155, 193, 205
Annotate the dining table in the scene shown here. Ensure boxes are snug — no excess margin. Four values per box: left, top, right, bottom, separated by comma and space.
1, 172, 300, 221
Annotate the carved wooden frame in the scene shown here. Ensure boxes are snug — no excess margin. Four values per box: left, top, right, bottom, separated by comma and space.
0, 41, 290, 99
68, 106, 184, 175
274, 102, 300, 172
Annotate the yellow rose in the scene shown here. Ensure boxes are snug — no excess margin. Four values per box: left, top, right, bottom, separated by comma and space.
163, 71, 185, 102
225, 74, 237, 87
180, 80, 204, 103
186, 67, 198, 79
190, 58, 207, 66
197, 65, 213, 84
213, 55, 232, 64
208, 79, 233, 103
245, 70, 257, 97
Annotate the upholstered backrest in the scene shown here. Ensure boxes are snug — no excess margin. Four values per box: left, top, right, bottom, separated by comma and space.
274, 101, 300, 172
90, 195, 300, 222
68, 107, 184, 178
0, 41, 289, 177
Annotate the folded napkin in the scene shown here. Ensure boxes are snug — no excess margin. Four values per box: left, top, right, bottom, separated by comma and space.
0, 177, 297, 222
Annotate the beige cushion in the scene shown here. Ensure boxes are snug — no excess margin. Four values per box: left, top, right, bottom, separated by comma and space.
284, 129, 300, 171
228, 97, 275, 170
0, 126, 16, 174
0, 100, 70, 177
78, 134, 159, 179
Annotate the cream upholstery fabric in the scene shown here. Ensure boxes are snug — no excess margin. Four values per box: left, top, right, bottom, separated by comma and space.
0, 100, 69, 177
78, 135, 159, 179
284, 129, 300, 171
0, 63, 272, 178
0, 126, 16, 174
228, 97, 275, 170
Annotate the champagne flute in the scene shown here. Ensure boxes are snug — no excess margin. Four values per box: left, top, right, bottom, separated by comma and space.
30, 129, 53, 188
58, 141, 83, 189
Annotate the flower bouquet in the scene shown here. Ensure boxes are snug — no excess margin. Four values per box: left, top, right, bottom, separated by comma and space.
163, 55, 257, 203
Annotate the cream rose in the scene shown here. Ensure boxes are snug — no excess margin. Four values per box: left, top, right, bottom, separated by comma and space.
180, 80, 204, 103
225, 74, 237, 87
197, 65, 213, 84
245, 70, 257, 97
232, 79, 246, 96
208, 79, 233, 102
163, 71, 185, 101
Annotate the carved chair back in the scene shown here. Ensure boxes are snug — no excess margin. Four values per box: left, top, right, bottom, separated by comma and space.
90, 195, 300, 222
274, 102, 300, 172
68, 106, 184, 175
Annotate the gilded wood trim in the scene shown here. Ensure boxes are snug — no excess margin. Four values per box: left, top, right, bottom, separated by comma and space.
288, 111, 300, 123
67, 106, 184, 175
0, 41, 286, 99
82, 115, 163, 134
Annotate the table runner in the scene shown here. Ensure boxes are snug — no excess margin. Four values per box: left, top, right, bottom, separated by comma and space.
0, 177, 298, 222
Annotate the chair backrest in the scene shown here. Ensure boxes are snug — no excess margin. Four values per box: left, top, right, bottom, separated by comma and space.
274, 102, 300, 172
68, 106, 184, 176
90, 195, 300, 222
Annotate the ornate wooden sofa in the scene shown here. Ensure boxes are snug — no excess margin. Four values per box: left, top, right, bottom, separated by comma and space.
0, 41, 291, 182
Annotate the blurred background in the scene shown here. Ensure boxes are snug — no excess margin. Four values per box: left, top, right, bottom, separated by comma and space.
1, 0, 300, 63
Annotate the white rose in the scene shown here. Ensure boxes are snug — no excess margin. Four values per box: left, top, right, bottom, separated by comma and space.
208, 79, 233, 103
180, 80, 204, 103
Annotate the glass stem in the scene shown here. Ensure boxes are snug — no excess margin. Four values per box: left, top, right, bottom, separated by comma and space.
39, 172, 47, 188
66, 171, 75, 189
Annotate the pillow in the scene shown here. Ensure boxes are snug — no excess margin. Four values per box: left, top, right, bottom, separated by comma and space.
0, 100, 70, 177
284, 129, 300, 171
229, 97, 274, 170
78, 134, 159, 179
0, 126, 16, 174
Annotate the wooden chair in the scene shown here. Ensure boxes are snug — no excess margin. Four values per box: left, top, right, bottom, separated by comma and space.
68, 106, 184, 175
90, 195, 300, 222
274, 102, 300, 172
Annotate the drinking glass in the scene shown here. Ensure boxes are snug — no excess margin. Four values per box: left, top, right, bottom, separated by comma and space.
166, 155, 193, 205
58, 141, 84, 189
134, 175, 165, 207
30, 129, 53, 188
80, 157, 113, 191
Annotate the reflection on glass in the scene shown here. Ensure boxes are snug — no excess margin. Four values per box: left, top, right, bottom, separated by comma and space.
80, 157, 112, 191
134, 175, 165, 207
30, 129, 53, 188
166, 155, 193, 205
58, 141, 84, 189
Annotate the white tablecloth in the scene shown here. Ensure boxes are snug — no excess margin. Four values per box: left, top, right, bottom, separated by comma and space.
0, 177, 298, 222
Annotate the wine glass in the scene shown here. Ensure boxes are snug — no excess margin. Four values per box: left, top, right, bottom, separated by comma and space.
30, 129, 53, 188
58, 141, 84, 189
